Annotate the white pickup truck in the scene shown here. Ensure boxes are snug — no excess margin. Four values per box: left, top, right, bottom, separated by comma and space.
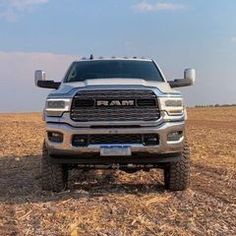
35, 56, 195, 192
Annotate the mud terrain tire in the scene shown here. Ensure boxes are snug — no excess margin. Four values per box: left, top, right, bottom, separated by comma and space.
164, 139, 190, 191
41, 142, 68, 192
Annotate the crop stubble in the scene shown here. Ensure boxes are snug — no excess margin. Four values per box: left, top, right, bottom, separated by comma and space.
0, 108, 235, 235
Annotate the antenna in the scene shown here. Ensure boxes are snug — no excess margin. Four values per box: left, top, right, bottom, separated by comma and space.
90, 54, 94, 60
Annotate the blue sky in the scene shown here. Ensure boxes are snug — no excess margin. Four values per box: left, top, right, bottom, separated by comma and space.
0, 0, 236, 111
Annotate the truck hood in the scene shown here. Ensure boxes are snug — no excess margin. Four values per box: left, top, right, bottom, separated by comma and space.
50, 78, 179, 96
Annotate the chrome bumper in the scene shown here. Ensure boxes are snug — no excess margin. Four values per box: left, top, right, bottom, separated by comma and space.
45, 121, 185, 156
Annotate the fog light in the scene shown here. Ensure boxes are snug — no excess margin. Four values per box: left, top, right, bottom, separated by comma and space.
167, 131, 183, 142
48, 132, 63, 143
143, 134, 159, 146
72, 135, 88, 147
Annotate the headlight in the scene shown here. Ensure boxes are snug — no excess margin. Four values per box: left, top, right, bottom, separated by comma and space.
165, 99, 183, 107
159, 97, 184, 116
47, 100, 66, 109
45, 98, 71, 116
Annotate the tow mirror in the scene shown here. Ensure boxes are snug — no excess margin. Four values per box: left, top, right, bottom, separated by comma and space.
169, 68, 196, 88
34, 70, 61, 89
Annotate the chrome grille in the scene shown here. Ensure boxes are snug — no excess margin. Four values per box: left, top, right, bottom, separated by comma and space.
71, 89, 160, 122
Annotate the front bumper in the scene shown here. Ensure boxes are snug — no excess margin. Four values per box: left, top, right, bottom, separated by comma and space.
45, 121, 185, 161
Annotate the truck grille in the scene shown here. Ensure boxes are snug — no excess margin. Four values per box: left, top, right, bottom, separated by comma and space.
70, 89, 160, 122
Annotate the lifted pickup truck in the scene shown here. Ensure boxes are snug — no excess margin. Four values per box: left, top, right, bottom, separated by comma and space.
35, 56, 195, 192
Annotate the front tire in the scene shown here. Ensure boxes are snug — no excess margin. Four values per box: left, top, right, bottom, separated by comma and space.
164, 139, 190, 191
41, 142, 68, 192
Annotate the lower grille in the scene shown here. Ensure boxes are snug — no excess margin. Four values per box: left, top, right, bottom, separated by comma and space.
90, 134, 142, 145
72, 134, 159, 146
70, 89, 160, 122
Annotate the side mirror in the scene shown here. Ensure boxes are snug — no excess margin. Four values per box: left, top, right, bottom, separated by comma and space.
169, 68, 196, 88
34, 70, 61, 89
184, 68, 196, 84
35, 70, 46, 86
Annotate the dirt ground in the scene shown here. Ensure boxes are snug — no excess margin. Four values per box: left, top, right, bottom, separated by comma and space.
0, 107, 235, 236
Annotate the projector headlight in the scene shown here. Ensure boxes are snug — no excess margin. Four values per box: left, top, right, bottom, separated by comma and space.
45, 98, 71, 116
159, 97, 184, 116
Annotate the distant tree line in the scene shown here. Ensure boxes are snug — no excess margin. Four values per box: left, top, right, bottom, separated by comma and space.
194, 104, 236, 108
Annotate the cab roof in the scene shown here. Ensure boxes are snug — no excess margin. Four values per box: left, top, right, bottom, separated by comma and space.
76, 56, 153, 62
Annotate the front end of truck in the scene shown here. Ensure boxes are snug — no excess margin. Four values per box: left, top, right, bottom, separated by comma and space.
44, 87, 185, 163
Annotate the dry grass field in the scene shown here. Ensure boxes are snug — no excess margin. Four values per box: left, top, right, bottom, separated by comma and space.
0, 107, 235, 235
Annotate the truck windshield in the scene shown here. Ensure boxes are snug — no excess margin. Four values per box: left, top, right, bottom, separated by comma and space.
64, 60, 164, 82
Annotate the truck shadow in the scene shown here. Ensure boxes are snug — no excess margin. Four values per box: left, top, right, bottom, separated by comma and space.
0, 155, 165, 205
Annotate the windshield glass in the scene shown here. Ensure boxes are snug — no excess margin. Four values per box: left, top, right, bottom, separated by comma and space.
64, 60, 164, 82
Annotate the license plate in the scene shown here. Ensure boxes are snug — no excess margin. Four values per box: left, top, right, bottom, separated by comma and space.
100, 145, 131, 156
